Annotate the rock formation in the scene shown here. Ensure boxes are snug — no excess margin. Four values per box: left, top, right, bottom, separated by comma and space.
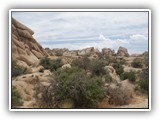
12, 18, 49, 66
63, 51, 77, 57
102, 48, 115, 57
77, 47, 94, 56
104, 66, 120, 83
117, 46, 129, 57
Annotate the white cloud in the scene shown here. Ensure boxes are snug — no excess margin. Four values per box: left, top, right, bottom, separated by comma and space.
130, 34, 148, 42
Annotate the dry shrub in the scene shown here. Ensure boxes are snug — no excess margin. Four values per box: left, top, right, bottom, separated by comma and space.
108, 84, 132, 105
33, 82, 56, 108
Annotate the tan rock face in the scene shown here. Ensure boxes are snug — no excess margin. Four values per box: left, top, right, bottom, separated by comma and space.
11, 18, 49, 66
117, 46, 129, 57
104, 66, 120, 83
102, 48, 115, 57
78, 47, 94, 56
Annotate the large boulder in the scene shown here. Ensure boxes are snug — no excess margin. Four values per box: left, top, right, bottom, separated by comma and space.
61, 64, 71, 69
117, 46, 129, 57
104, 66, 120, 83
78, 47, 94, 56
12, 18, 49, 66
102, 48, 115, 57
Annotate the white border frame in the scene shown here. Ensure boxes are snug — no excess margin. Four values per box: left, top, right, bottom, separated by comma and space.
9, 9, 151, 111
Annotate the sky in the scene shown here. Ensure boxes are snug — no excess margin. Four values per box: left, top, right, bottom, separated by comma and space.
12, 11, 148, 54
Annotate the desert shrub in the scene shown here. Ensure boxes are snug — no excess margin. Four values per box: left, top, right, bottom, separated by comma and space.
34, 82, 55, 108
108, 85, 132, 105
71, 56, 90, 70
35, 67, 106, 108
11, 86, 23, 107
137, 79, 149, 92
40, 58, 62, 72
131, 57, 143, 68
50, 59, 63, 71
39, 58, 52, 69
12, 60, 27, 77
89, 59, 106, 76
143, 52, 149, 67
120, 71, 136, 82
137, 68, 149, 92
112, 63, 124, 76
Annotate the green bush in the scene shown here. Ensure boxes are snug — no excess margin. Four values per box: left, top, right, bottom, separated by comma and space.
112, 63, 124, 76
89, 59, 106, 76
71, 56, 90, 70
12, 86, 23, 107
131, 58, 143, 68
137, 68, 149, 92
137, 79, 149, 92
40, 58, 62, 72
39, 58, 52, 69
120, 71, 136, 82
35, 67, 106, 108
12, 60, 27, 77
50, 59, 63, 71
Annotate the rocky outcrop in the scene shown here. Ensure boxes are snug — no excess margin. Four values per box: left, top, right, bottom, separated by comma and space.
12, 69, 52, 105
104, 66, 120, 83
63, 51, 77, 57
102, 48, 115, 57
12, 18, 49, 65
78, 47, 94, 56
117, 47, 129, 57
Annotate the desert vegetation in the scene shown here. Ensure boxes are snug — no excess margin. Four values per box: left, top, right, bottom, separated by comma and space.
11, 60, 28, 77
11, 86, 23, 107
34, 67, 106, 108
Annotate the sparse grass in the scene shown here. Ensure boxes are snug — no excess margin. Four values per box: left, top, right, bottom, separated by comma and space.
12, 86, 23, 107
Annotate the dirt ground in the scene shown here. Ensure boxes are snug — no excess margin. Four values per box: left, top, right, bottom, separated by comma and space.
97, 94, 148, 108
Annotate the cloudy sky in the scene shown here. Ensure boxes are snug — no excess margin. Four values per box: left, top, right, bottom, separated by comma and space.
12, 11, 148, 54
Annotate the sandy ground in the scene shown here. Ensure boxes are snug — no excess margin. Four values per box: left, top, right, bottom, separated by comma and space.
114, 99, 148, 108
97, 94, 148, 109
113, 94, 148, 108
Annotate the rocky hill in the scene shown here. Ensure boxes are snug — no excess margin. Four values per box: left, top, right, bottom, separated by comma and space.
12, 18, 49, 66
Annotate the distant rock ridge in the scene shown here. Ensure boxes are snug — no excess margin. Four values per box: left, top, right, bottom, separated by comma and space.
12, 18, 49, 65
46, 46, 130, 59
